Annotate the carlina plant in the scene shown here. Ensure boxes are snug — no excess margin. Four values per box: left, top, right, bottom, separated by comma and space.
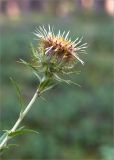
0, 25, 87, 154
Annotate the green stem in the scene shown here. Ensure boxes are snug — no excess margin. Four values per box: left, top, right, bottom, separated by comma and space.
0, 88, 40, 150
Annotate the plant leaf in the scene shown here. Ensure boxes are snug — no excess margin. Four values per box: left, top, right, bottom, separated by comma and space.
62, 70, 81, 75
40, 95, 48, 102
0, 146, 8, 154
19, 59, 38, 72
9, 126, 39, 138
33, 71, 41, 82
18, 59, 41, 82
39, 78, 53, 92
40, 84, 56, 94
0, 143, 18, 154
53, 73, 81, 87
30, 43, 38, 59
10, 77, 24, 110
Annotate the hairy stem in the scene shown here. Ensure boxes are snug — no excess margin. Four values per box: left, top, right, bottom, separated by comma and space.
0, 88, 40, 150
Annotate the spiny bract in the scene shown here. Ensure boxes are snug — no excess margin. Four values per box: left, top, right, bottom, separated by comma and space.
34, 25, 87, 66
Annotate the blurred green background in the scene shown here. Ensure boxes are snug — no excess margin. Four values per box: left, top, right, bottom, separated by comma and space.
0, 0, 113, 159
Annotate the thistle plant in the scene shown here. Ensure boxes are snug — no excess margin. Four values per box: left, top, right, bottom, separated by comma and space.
0, 25, 87, 154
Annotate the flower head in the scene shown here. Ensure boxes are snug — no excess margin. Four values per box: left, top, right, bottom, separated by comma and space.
32, 25, 87, 84
34, 25, 87, 66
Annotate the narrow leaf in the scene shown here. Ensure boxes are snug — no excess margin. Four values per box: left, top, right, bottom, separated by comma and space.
40, 96, 48, 102
10, 77, 24, 109
40, 84, 56, 94
62, 70, 81, 75
39, 78, 53, 91
33, 71, 41, 82
18, 59, 41, 81
9, 127, 39, 138
30, 43, 38, 59
0, 143, 18, 154
53, 74, 81, 87
19, 59, 38, 72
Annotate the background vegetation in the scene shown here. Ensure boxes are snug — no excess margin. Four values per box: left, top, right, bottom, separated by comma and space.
0, 1, 113, 159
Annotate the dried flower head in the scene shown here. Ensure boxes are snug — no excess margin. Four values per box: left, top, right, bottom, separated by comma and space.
34, 25, 87, 66
31, 25, 87, 84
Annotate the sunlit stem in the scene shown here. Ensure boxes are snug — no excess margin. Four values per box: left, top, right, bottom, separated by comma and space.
0, 88, 40, 150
